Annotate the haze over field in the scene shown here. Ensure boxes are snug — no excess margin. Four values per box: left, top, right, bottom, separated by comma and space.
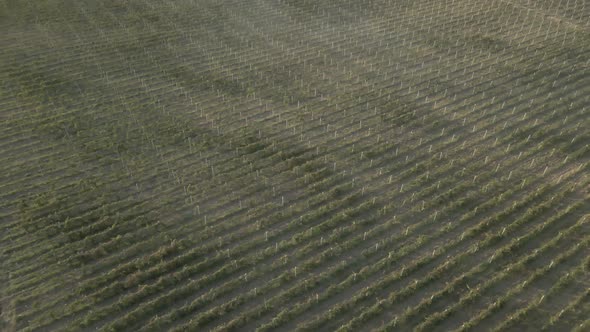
1, 0, 589, 331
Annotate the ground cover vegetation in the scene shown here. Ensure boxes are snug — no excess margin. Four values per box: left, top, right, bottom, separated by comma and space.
0, 0, 589, 331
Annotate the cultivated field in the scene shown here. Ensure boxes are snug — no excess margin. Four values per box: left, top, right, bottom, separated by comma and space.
1, 0, 589, 331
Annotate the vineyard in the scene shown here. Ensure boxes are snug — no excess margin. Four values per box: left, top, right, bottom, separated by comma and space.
1, 0, 589, 331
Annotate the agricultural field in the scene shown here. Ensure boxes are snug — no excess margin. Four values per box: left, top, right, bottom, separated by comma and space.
1, 0, 589, 331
